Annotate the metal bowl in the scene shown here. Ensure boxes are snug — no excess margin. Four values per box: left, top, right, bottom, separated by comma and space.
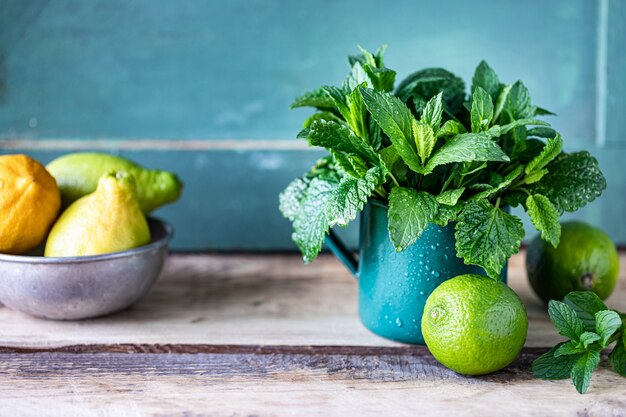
0, 218, 173, 320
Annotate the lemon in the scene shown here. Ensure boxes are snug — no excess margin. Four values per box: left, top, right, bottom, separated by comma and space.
422, 274, 528, 375
46, 153, 183, 213
0, 154, 61, 254
527, 221, 619, 303
45, 171, 150, 257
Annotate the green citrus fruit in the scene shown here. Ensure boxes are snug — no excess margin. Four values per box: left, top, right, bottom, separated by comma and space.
46, 153, 183, 214
526, 220, 619, 303
422, 274, 528, 375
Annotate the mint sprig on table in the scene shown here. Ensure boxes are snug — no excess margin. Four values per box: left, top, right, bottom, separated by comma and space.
533, 291, 626, 393
280, 46, 606, 278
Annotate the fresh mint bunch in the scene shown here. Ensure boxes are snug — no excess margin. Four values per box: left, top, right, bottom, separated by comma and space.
532, 291, 626, 393
280, 46, 606, 277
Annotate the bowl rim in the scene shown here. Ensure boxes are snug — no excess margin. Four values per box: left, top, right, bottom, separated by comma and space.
0, 217, 173, 264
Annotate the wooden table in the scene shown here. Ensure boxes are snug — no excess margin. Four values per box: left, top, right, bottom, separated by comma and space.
1, 251, 625, 416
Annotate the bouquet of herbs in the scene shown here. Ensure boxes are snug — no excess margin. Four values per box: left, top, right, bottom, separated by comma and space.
279, 46, 606, 279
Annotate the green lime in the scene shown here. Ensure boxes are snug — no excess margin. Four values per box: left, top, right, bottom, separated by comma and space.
422, 274, 528, 376
46, 153, 183, 214
527, 221, 619, 303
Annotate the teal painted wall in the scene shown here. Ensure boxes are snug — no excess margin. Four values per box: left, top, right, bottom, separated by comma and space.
0, 0, 624, 250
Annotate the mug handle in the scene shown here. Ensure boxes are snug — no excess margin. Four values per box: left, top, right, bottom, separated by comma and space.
325, 229, 359, 278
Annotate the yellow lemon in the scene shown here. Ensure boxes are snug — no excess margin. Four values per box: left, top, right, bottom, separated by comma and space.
0, 154, 61, 254
45, 171, 151, 257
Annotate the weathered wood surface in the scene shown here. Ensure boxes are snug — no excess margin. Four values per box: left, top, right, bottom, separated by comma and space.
0, 251, 625, 348
0, 346, 625, 416
0, 252, 625, 416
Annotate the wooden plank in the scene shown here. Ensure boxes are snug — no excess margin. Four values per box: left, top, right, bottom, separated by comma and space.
0, 348, 624, 417
0, 0, 597, 143
0, 253, 624, 415
0, 251, 624, 349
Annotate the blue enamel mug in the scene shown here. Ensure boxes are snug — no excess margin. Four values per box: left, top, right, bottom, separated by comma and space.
326, 200, 507, 344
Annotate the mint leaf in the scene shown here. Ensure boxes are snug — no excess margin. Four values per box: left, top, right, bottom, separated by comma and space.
501, 81, 533, 122
368, 115, 383, 150
433, 202, 463, 226
609, 333, 626, 376
292, 177, 339, 263
364, 65, 396, 93
555, 340, 587, 357
595, 310, 623, 348
388, 187, 439, 251
420, 92, 443, 132
455, 200, 524, 279
562, 292, 608, 332
291, 88, 336, 109
520, 168, 548, 185
525, 134, 563, 174
327, 167, 382, 227
303, 111, 343, 128
321, 85, 351, 121
279, 177, 310, 221
535, 106, 556, 116
531, 151, 606, 213
412, 120, 436, 165
548, 300, 585, 340
345, 86, 369, 140
323, 85, 369, 140
578, 332, 602, 349
380, 145, 408, 183
527, 126, 558, 138
438, 120, 467, 137
533, 343, 582, 380
470, 86, 494, 132
472, 61, 501, 101
571, 348, 601, 394
484, 118, 549, 139
395, 67, 466, 114
436, 188, 465, 206
470, 165, 523, 202
360, 88, 421, 172
307, 120, 378, 165
344, 61, 372, 91
493, 83, 512, 124
331, 151, 368, 178
424, 133, 509, 175
355, 46, 396, 92
526, 194, 561, 247
349, 45, 387, 69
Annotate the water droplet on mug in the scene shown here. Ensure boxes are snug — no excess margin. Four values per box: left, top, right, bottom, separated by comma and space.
419, 290, 425, 296
395, 318, 403, 327
432, 271, 441, 278
444, 254, 449, 260
430, 245, 437, 251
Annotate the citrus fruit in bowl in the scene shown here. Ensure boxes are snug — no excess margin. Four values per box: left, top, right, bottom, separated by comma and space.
0, 218, 172, 320
0, 153, 179, 320
0, 154, 61, 254
526, 221, 619, 303
422, 274, 528, 375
